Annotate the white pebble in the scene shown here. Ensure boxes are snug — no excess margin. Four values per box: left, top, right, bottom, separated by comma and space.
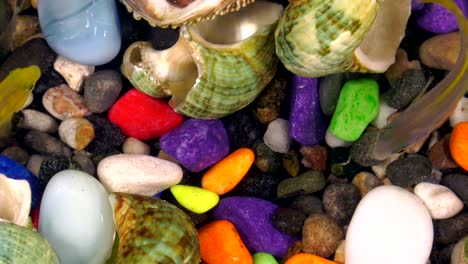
263, 118, 291, 153
58, 118, 95, 151
414, 182, 464, 219
449, 97, 468, 127
17, 109, 58, 133
325, 129, 353, 148
122, 137, 151, 155
346, 185, 433, 264
372, 98, 398, 129
54, 56, 94, 92
97, 154, 183, 196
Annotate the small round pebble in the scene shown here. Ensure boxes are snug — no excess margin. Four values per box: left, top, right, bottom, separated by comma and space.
58, 117, 95, 151
16, 109, 58, 133
170, 185, 219, 214
253, 141, 281, 173
290, 195, 323, 215
436, 213, 468, 244
419, 32, 460, 70
351, 172, 382, 196
350, 128, 383, 167
38, 155, 81, 188
302, 214, 343, 258
282, 150, 301, 177
429, 135, 459, 170
449, 97, 468, 127
450, 122, 468, 170
277, 171, 326, 198
386, 155, 433, 187
1, 146, 29, 166
24, 130, 72, 156
84, 115, 125, 154
26, 154, 44, 177
83, 70, 122, 113
253, 252, 278, 264
122, 137, 151, 155
383, 69, 426, 110
271, 208, 307, 236
263, 118, 291, 153
300, 145, 327, 171
42, 84, 90, 120
441, 173, 468, 204
414, 182, 464, 219
322, 183, 361, 225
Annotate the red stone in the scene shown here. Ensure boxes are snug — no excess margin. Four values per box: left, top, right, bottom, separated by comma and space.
108, 89, 183, 140
32, 206, 40, 230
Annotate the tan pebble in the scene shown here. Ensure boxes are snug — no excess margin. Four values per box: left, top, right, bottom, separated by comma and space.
58, 118, 95, 151
451, 236, 467, 264
381, 177, 392, 185
42, 84, 90, 120
352, 172, 382, 196
122, 137, 151, 155
26, 154, 44, 177
333, 240, 346, 264
53, 56, 94, 92
30, 0, 37, 8
419, 32, 460, 71
17, 109, 58, 134
157, 149, 179, 164
371, 153, 402, 179
13, 15, 41, 49
302, 214, 343, 258
385, 48, 421, 86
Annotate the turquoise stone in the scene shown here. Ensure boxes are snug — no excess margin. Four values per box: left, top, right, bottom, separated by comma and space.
38, 0, 121, 65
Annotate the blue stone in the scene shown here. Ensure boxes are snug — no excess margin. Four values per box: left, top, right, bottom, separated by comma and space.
0, 155, 42, 209
38, 0, 121, 65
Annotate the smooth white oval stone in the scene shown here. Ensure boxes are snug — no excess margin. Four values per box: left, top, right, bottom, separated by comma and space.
39, 170, 115, 264
97, 154, 183, 196
345, 185, 433, 264
414, 182, 464, 219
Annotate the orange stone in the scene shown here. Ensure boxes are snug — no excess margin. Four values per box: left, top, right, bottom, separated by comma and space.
450, 122, 468, 171
285, 253, 338, 264
202, 148, 255, 195
198, 220, 253, 264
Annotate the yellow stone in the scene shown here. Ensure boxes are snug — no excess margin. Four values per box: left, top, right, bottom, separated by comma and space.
170, 185, 219, 214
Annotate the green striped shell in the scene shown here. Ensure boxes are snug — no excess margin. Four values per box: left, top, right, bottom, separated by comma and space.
110, 193, 200, 264
121, 1, 283, 119
0, 221, 59, 264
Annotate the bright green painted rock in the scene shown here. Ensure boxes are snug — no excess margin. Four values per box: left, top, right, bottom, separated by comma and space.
170, 185, 220, 214
253, 252, 278, 264
329, 78, 379, 141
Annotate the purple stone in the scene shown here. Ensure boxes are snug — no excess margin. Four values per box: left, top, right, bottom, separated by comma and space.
212, 196, 297, 258
160, 119, 229, 172
412, 0, 425, 11
289, 76, 327, 146
416, 0, 468, 34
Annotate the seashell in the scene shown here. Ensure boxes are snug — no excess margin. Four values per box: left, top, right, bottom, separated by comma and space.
109, 193, 201, 263
275, 0, 411, 77
0, 221, 59, 263
120, 0, 255, 28
121, 1, 283, 118
0, 173, 31, 226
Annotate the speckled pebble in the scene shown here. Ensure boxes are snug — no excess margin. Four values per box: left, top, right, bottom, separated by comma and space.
26, 154, 44, 177
253, 141, 281, 173
371, 153, 403, 179
350, 128, 383, 167
302, 214, 343, 258
1, 146, 29, 166
449, 96, 468, 127
383, 69, 426, 110
435, 213, 468, 244
58, 117, 95, 151
414, 182, 464, 219
264, 118, 291, 154
42, 84, 90, 120
282, 150, 301, 177
224, 109, 261, 149
419, 32, 460, 70
53, 56, 94, 92
290, 195, 323, 215
232, 170, 279, 201
252, 77, 287, 124
386, 155, 433, 187
24, 130, 71, 156
351, 172, 382, 196
323, 183, 361, 225
277, 171, 326, 198
16, 109, 58, 134
300, 145, 327, 171
84, 115, 125, 154
385, 48, 421, 86
441, 173, 468, 205
271, 208, 307, 236
38, 155, 81, 188
122, 137, 151, 155
83, 70, 122, 113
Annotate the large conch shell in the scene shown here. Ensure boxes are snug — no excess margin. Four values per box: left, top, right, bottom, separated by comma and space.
109, 193, 200, 263
120, 0, 255, 28
122, 1, 283, 118
275, 0, 411, 77
0, 173, 31, 227
0, 221, 59, 263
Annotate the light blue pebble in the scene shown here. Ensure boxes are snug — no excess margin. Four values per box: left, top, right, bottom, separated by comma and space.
38, 0, 121, 65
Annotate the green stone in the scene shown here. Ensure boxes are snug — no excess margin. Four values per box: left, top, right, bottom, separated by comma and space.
253, 252, 278, 264
277, 170, 326, 198
329, 78, 379, 141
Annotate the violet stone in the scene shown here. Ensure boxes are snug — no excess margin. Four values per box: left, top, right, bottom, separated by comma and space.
212, 196, 296, 258
412, 0, 425, 11
416, 0, 468, 34
160, 119, 229, 172
289, 76, 327, 146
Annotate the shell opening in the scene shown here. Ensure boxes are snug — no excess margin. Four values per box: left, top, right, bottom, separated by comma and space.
0, 174, 31, 226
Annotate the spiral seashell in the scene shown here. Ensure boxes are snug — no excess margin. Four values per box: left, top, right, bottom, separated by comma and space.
275, 0, 411, 77
0, 221, 59, 263
109, 193, 200, 264
120, 0, 255, 28
122, 1, 283, 118
0, 173, 31, 227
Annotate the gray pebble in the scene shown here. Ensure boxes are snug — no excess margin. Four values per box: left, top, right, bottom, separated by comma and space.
386, 155, 433, 187
24, 130, 71, 156
319, 73, 344, 116
290, 195, 324, 215
323, 183, 361, 225
122, 137, 151, 155
277, 171, 326, 198
72, 152, 96, 176
84, 70, 123, 113
1, 146, 29, 165
383, 69, 426, 110
350, 128, 383, 167
435, 213, 468, 245
26, 154, 44, 176
16, 109, 58, 133
441, 173, 468, 204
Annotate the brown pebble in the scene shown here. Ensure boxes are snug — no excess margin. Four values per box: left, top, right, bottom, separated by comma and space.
282, 150, 301, 177
351, 172, 382, 196
385, 48, 421, 86
428, 135, 459, 170
13, 15, 41, 49
302, 214, 344, 258
252, 77, 286, 124
58, 118, 95, 151
333, 240, 346, 264
157, 149, 179, 164
300, 145, 327, 171
419, 32, 460, 71
42, 84, 90, 120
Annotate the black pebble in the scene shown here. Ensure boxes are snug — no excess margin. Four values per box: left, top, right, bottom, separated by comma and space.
435, 213, 468, 245
350, 128, 383, 167
232, 169, 280, 201
223, 109, 261, 149
383, 69, 426, 109
441, 173, 468, 204
386, 154, 433, 187
84, 115, 125, 154
38, 155, 81, 188
322, 183, 361, 225
271, 208, 307, 236
290, 195, 324, 215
